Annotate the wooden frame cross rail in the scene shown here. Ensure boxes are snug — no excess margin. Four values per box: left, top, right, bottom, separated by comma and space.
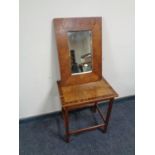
62, 99, 114, 142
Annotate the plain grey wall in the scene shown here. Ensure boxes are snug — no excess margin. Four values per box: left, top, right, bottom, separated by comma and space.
19, 0, 135, 118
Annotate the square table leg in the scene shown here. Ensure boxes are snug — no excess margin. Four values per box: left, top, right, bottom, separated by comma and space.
62, 108, 70, 143
103, 98, 114, 132
91, 102, 97, 113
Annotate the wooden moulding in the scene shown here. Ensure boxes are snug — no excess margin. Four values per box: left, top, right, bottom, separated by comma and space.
54, 17, 102, 86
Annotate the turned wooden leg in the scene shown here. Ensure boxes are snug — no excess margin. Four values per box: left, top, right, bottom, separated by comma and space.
62, 108, 70, 143
104, 98, 114, 132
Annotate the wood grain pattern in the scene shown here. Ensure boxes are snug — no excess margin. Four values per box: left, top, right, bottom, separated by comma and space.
54, 17, 102, 86
57, 78, 118, 108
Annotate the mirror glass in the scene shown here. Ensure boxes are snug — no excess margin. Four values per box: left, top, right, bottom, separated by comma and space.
67, 30, 93, 75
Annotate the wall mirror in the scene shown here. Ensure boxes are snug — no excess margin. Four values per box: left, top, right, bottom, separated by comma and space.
54, 17, 102, 86
67, 30, 93, 75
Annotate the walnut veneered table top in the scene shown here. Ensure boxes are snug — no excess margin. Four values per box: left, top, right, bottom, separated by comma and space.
57, 78, 118, 108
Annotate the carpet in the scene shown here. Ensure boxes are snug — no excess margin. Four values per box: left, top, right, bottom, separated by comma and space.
19, 97, 135, 155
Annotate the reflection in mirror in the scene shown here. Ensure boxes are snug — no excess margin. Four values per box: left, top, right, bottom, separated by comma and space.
67, 30, 92, 75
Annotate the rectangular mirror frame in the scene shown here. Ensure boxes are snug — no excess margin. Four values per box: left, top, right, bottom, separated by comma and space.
54, 17, 102, 86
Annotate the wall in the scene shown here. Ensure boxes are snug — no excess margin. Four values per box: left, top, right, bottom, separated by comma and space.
19, 0, 135, 118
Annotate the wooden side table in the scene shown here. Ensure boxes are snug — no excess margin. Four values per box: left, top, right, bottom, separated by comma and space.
57, 78, 118, 142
